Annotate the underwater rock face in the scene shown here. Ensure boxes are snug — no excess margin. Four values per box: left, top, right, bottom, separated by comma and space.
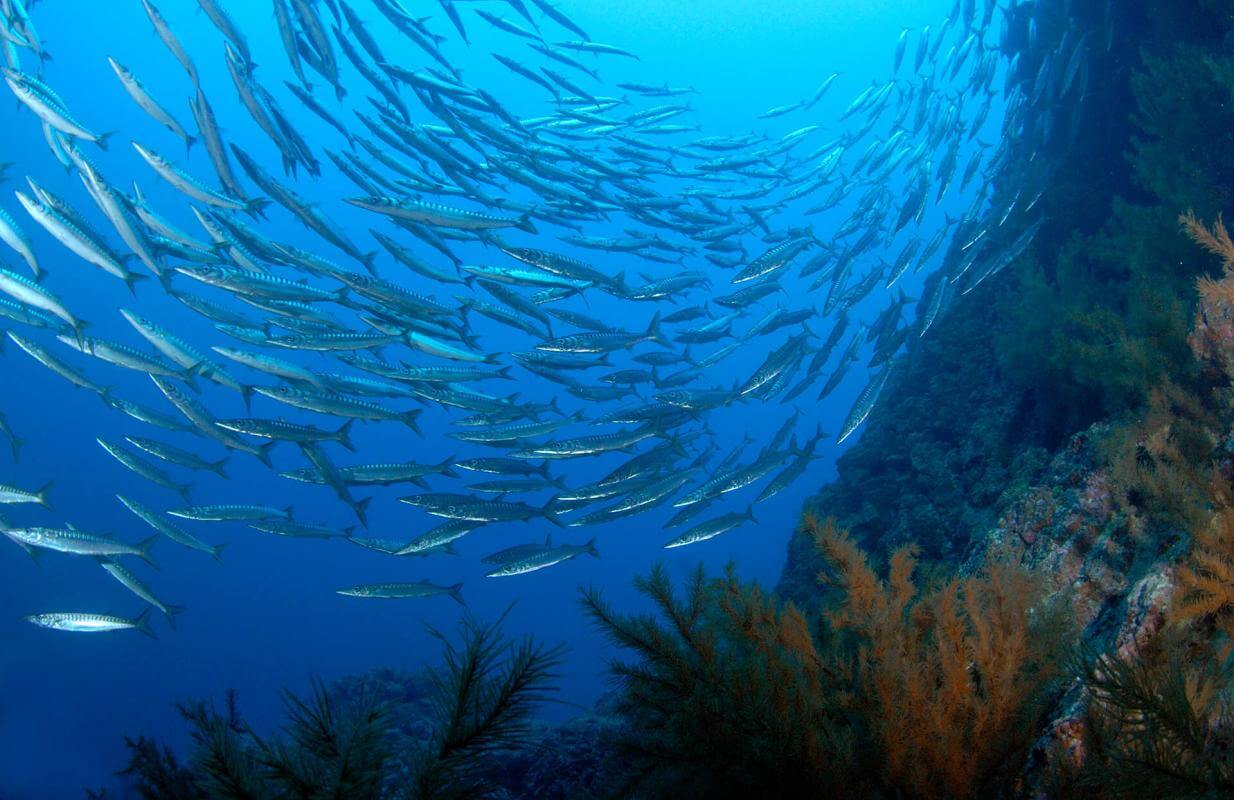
977, 424, 1177, 653
776, 276, 1058, 608
983, 426, 1182, 791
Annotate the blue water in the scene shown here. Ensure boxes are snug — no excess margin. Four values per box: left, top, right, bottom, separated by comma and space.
0, 1, 993, 796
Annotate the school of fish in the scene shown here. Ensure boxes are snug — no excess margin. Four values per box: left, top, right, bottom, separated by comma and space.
0, 0, 1089, 636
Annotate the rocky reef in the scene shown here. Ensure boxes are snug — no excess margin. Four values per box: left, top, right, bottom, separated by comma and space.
776, 0, 1234, 793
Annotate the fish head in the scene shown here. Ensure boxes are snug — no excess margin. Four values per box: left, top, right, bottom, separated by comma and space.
174, 264, 223, 283
149, 374, 184, 401
257, 385, 297, 401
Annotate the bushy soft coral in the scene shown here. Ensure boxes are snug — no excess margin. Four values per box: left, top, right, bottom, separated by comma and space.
586, 514, 1071, 800
813, 516, 1071, 800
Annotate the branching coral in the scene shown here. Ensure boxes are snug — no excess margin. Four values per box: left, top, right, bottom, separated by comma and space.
1184, 212, 1234, 375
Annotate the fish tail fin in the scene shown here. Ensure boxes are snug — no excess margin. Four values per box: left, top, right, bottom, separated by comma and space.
212, 458, 230, 479
256, 441, 276, 468
447, 582, 466, 607
351, 496, 372, 529
240, 385, 255, 413
438, 455, 459, 479
646, 311, 669, 346
136, 534, 159, 568
181, 361, 202, 392
124, 271, 149, 295
133, 607, 157, 639
210, 542, 229, 563
585, 538, 600, 559
497, 365, 514, 380
403, 409, 423, 436
542, 498, 564, 527
361, 251, 378, 275
164, 604, 187, 629
245, 197, 272, 219
536, 461, 551, 479
9, 435, 23, 461
745, 504, 757, 524
337, 419, 357, 452
177, 483, 193, 503
97, 130, 118, 151
283, 506, 295, 519
515, 213, 538, 234
36, 480, 53, 510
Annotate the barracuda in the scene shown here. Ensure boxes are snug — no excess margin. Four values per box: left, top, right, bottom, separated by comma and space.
336, 581, 465, 604
125, 436, 229, 478
345, 195, 537, 233
25, 610, 155, 637
664, 506, 756, 548
132, 141, 268, 217
15, 191, 144, 290
0, 521, 157, 564
118, 494, 225, 561
484, 538, 598, 577
253, 385, 423, 435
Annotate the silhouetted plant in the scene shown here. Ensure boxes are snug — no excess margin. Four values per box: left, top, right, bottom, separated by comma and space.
581, 562, 866, 800
1075, 633, 1234, 798
114, 735, 206, 800
410, 616, 565, 800
115, 617, 561, 800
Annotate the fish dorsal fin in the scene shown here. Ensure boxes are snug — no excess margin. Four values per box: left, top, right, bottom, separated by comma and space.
544, 533, 553, 547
